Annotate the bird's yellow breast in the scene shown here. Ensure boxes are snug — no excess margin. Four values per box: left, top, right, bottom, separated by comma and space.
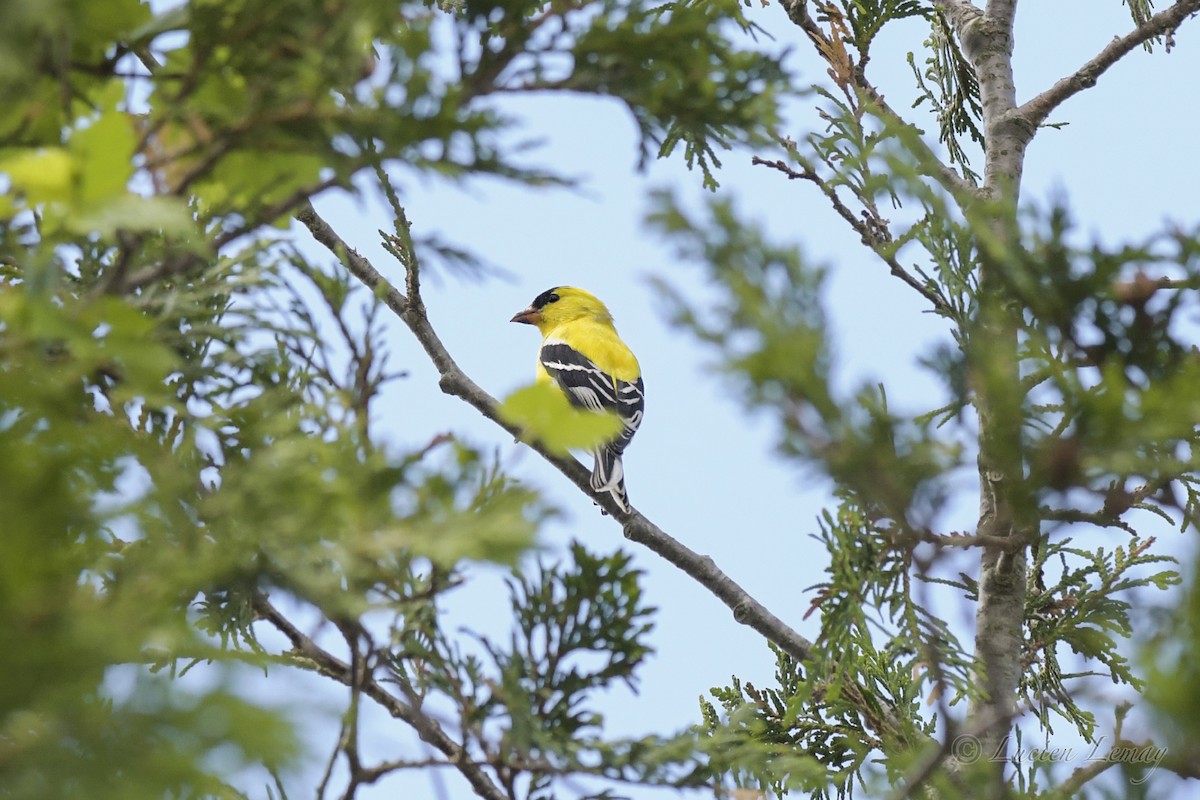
540, 319, 641, 383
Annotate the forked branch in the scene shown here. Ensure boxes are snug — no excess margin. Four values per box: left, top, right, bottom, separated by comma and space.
1016, 0, 1200, 131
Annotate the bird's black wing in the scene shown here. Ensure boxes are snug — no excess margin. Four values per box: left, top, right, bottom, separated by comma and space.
539, 341, 644, 455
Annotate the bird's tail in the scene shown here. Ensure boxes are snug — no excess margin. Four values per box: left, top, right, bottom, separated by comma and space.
590, 446, 629, 513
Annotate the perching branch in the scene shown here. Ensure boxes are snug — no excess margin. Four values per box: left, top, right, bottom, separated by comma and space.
1016, 0, 1200, 132
294, 202, 817, 664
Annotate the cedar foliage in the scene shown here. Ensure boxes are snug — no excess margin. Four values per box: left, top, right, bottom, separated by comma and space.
3, 0, 1200, 798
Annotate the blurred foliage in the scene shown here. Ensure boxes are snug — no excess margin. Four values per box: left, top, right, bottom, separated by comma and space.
0, 0, 792, 795
649, 111, 1195, 796
0, 284, 300, 797
1024, 536, 1179, 739
647, 191, 960, 530
1145, 544, 1200, 774
0, 227, 547, 795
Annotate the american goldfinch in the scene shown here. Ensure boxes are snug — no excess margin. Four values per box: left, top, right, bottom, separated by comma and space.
511, 286, 645, 512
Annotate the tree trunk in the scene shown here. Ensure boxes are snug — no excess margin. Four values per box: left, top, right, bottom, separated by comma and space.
943, 0, 1033, 789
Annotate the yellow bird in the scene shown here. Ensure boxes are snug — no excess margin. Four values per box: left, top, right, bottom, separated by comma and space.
511, 287, 645, 512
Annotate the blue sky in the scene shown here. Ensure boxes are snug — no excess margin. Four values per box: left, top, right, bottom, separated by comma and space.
240, 3, 1200, 796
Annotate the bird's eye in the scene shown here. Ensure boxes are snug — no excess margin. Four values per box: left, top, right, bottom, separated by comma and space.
546, 293, 560, 303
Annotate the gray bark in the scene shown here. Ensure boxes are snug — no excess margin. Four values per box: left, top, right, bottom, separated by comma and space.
938, 0, 1030, 784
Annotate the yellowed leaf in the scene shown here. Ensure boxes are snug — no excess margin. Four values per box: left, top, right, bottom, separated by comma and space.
498, 382, 623, 455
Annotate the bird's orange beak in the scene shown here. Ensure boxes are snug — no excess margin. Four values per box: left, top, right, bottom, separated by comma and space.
510, 306, 541, 325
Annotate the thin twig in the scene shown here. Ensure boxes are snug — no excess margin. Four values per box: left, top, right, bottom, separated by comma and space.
1040, 505, 1139, 536
901, 527, 1031, 552
1042, 702, 1134, 800
315, 716, 345, 800
751, 156, 952, 315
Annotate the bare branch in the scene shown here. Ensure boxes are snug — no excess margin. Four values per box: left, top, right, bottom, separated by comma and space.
315, 715, 345, 800
1016, 0, 1200, 132
355, 753, 712, 791
1040, 507, 1138, 536
900, 527, 1031, 551
621, 514, 814, 661
1040, 474, 1179, 535
1045, 754, 1123, 800
777, 0, 833, 54
296, 203, 411, 318
295, 203, 817, 664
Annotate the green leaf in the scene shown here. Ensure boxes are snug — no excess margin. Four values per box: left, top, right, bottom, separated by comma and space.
498, 382, 624, 455
191, 150, 325, 214
74, 194, 195, 236
0, 147, 74, 204
70, 85, 137, 208
78, 0, 153, 44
